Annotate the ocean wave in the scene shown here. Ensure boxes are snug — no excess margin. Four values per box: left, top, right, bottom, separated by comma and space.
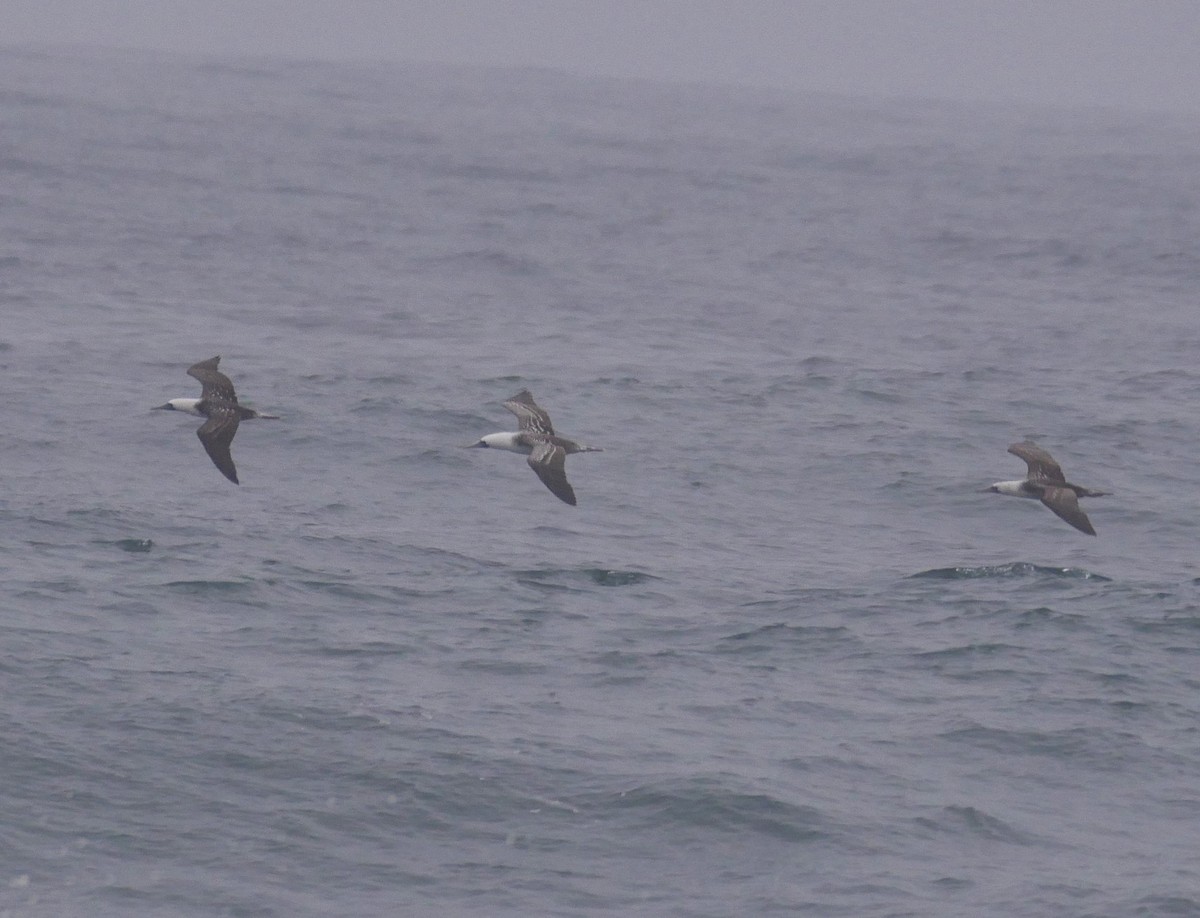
515, 568, 659, 589
96, 538, 154, 553
592, 777, 827, 843
910, 563, 1110, 581
908, 804, 1033, 845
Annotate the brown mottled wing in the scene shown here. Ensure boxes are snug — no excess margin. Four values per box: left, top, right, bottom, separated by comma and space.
1040, 486, 1096, 535
527, 441, 576, 505
196, 405, 241, 484
503, 390, 555, 436
187, 356, 239, 405
1008, 441, 1066, 484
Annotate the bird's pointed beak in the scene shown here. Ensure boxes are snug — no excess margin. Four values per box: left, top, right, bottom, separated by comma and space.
152, 403, 173, 411
977, 486, 996, 493
462, 441, 485, 448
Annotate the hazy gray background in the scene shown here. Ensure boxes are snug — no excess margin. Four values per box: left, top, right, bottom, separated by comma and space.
7, 0, 1200, 113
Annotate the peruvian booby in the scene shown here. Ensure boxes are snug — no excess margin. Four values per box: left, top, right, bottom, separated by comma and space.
154, 356, 279, 485
465, 389, 601, 506
984, 441, 1107, 535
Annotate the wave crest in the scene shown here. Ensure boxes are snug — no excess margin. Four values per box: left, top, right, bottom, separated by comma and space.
910, 562, 1110, 581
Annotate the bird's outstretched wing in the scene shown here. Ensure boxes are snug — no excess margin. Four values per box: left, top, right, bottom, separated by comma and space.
196, 405, 241, 484
504, 390, 555, 436
1008, 441, 1066, 484
527, 440, 576, 505
1040, 486, 1096, 535
187, 356, 239, 405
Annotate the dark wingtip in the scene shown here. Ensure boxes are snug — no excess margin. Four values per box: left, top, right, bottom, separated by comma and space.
549, 484, 577, 506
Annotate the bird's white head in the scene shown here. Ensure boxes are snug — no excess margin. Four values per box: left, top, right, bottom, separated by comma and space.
464, 432, 526, 453
984, 479, 1029, 497
153, 398, 204, 416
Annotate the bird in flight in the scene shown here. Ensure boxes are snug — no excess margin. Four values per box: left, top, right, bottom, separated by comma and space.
154, 356, 279, 484
466, 389, 602, 505
984, 441, 1107, 535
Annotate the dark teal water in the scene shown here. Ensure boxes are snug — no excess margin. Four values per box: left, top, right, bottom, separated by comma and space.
3, 46, 1200, 917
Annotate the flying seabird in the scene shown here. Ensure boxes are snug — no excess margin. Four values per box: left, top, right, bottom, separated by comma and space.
465, 389, 602, 505
984, 441, 1107, 535
153, 356, 279, 485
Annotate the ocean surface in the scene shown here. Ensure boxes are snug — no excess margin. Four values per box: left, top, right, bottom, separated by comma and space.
3, 45, 1200, 917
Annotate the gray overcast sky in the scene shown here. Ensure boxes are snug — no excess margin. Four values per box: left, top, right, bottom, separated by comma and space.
8, 1, 1200, 113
